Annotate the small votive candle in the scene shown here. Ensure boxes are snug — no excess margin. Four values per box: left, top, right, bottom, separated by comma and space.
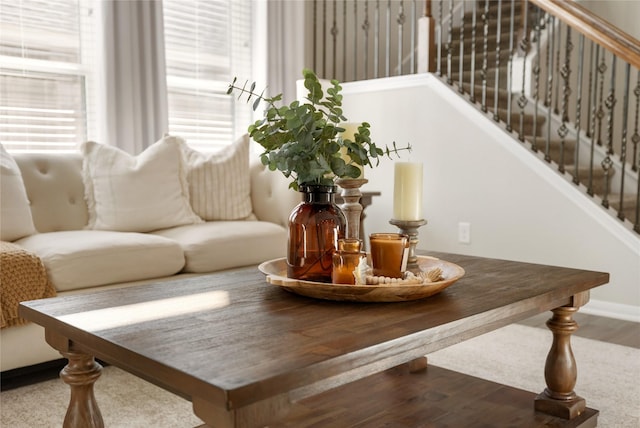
393, 162, 423, 221
332, 239, 365, 284
369, 233, 409, 278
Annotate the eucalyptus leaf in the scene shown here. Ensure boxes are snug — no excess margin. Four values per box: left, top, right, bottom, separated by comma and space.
227, 69, 411, 188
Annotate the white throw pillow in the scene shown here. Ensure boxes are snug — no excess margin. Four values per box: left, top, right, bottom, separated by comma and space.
80, 137, 203, 232
0, 144, 37, 241
179, 134, 253, 220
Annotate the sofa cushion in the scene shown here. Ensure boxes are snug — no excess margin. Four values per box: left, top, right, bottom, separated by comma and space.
80, 137, 202, 232
152, 221, 287, 273
179, 134, 253, 221
15, 231, 185, 291
12, 153, 88, 233
0, 145, 37, 241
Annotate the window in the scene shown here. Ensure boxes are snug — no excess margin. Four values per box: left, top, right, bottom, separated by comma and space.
0, 0, 98, 153
0, 0, 255, 154
163, 0, 255, 152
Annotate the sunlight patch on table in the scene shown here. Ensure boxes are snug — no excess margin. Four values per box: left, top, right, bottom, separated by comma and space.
58, 291, 230, 331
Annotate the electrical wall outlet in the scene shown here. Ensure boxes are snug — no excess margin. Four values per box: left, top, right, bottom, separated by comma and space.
458, 222, 471, 244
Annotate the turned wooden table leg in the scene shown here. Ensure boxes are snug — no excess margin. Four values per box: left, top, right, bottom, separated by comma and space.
534, 306, 586, 419
408, 356, 428, 373
59, 351, 104, 428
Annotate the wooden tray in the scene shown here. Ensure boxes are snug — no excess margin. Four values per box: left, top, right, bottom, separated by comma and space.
258, 256, 465, 302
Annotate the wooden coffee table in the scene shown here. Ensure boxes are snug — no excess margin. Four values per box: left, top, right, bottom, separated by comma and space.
19, 251, 609, 427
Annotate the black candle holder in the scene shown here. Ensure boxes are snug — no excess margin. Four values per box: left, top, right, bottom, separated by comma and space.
389, 218, 427, 274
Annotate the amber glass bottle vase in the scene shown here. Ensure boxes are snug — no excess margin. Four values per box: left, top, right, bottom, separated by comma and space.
287, 184, 346, 283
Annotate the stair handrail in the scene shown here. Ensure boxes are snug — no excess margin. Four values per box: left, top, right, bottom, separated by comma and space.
528, 0, 640, 69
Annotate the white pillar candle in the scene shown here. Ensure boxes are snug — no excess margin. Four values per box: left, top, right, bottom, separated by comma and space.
393, 162, 424, 221
339, 122, 364, 178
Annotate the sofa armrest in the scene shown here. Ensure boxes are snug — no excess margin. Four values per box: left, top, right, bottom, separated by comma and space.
250, 161, 300, 228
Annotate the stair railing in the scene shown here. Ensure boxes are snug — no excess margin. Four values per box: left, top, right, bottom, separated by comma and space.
531, 0, 640, 234
310, 0, 426, 82
309, 0, 640, 234
432, 0, 640, 234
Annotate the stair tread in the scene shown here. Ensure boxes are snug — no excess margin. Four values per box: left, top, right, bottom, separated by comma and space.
609, 193, 639, 203
607, 194, 639, 220
440, 50, 512, 68
565, 165, 611, 177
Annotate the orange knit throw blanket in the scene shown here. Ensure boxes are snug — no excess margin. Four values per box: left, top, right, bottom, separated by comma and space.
1, 242, 56, 328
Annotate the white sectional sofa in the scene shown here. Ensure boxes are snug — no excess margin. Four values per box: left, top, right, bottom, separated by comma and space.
0, 135, 299, 372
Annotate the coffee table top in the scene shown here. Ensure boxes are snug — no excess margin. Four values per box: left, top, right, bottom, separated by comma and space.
19, 251, 608, 414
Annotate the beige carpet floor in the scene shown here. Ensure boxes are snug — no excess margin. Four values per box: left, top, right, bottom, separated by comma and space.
1, 324, 639, 427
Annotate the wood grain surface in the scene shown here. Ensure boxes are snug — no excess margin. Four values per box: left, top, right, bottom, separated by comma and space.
19, 251, 609, 427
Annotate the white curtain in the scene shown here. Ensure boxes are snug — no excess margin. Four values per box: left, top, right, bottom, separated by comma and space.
98, 0, 169, 154
266, 0, 306, 105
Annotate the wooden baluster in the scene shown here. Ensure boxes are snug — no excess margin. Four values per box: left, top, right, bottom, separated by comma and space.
60, 351, 104, 428
534, 305, 586, 419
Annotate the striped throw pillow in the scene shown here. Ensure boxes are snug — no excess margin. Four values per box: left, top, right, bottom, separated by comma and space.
179, 135, 253, 221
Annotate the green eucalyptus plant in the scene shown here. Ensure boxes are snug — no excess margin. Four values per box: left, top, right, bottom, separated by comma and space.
227, 68, 410, 190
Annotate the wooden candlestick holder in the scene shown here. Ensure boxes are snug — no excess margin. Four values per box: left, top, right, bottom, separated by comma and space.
335, 178, 368, 241
389, 218, 427, 274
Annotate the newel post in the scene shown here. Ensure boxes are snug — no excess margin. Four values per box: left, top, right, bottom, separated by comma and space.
418, 0, 436, 73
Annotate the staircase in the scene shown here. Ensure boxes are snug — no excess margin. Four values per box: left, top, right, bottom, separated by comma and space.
438, 0, 639, 232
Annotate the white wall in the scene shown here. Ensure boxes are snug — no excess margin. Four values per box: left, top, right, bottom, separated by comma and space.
340, 74, 640, 321
577, 0, 640, 39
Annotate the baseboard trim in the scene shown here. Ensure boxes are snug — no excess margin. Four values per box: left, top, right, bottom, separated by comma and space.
0, 358, 66, 391
581, 299, 640, 323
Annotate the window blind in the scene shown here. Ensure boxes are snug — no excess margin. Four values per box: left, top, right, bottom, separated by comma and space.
163, 0, 254, 152
0, 0, 98, 153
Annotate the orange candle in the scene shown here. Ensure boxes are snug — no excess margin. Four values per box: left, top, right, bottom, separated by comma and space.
369, 233, 409, 278
332, 239, 364, 284
332, 264, 357, 285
